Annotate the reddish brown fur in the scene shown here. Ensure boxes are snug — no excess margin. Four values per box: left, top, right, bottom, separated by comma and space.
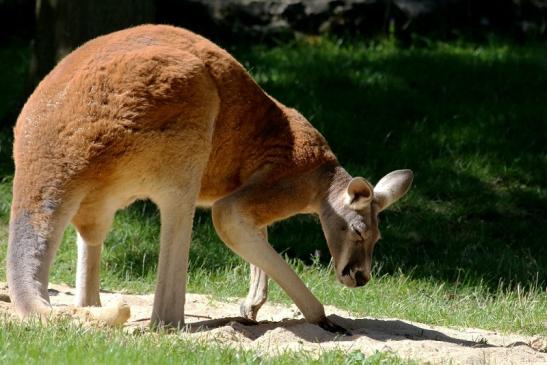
9, 25, 412, 329
13, 24, 336, 218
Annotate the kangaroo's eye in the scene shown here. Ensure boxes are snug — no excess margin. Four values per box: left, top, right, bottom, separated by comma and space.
350, 222, 367, 240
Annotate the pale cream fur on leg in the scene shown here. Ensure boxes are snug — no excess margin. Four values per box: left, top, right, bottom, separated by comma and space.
75, 234, 103, 307
73, 203, 118, 308
241, 229, 269, 320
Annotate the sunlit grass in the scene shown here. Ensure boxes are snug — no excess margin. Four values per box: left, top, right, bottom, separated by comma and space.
0, 318, 414, 365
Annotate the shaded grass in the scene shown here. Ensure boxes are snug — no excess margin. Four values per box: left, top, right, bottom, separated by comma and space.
232, 38, 547, 288
0, 37, 546, 341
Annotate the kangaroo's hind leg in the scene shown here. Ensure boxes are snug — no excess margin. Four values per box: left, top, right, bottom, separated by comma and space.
72, 199, 118, 307
148, 128, 215, 328
241, 231, 269, 321
150, 188, 197, 328
149, 137, 212, 328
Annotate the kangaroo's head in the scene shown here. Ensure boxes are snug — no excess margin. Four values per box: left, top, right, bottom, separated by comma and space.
319, 168, 413, 288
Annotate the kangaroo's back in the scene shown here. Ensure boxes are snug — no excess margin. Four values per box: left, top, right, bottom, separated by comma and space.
14, 25, 224, 199
14, 25, 301, 205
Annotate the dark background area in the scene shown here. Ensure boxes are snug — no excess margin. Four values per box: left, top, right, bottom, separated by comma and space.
1, 0, 547, 131
0, 0, 545, 291
1, 0, 546, 162
1, 0, 547, 91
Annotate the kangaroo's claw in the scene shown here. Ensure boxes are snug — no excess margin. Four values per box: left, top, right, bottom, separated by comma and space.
317, 316, 352, 336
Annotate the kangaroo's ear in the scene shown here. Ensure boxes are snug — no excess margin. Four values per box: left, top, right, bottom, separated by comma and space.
345, 177, 374, 210
374, 169, 414, 212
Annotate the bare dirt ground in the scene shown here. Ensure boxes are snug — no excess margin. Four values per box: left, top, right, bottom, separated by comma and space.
1, 282, 545, 364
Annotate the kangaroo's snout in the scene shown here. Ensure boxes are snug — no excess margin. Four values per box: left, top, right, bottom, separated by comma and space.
338, 263, 371, 288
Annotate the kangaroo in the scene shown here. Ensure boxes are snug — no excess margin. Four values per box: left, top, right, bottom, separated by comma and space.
8, 25, 413, 332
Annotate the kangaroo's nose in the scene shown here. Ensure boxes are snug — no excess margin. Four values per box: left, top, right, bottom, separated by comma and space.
353, 270, 370, 287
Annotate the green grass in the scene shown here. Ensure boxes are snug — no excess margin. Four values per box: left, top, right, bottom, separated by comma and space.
0, 319, 413, 365
1, 197, 544, 336
0, 36, 546, 362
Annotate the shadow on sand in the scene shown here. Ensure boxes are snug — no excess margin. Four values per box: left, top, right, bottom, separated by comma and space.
180, 314, 493, 349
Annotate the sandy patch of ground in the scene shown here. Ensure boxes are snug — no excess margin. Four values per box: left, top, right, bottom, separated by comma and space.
1, 282, 545, 364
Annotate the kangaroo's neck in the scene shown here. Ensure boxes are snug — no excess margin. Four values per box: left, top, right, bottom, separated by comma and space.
308, 164, 352, 213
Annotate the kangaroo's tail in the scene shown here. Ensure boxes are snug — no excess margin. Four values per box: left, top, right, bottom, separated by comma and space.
7, 178, 130, 326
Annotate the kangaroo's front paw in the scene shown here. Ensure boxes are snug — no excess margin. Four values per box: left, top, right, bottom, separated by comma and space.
240, 301, 260, 321
317, 316, 352, 336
